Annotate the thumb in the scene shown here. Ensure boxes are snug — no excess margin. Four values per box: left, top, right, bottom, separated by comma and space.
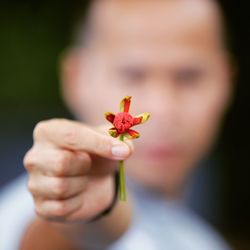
95, 124, 135, 154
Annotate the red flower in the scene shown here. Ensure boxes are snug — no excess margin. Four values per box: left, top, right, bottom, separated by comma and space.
105, 96, 150, 139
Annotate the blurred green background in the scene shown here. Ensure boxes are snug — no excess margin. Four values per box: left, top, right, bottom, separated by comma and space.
0, 1, 73, 106
0, 0, 249, 248
0, 1, 78, 184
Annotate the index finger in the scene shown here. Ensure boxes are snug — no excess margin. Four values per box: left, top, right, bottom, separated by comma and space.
33, 119, 132, 160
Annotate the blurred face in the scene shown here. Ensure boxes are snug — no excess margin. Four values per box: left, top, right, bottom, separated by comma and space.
62, 0, 232, 195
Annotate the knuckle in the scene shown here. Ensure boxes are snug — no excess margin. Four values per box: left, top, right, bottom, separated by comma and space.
35, 206, 45, 218
27, 179, 36, 194
52, 152, 69, 176
33, 120, 48, 140
49, 118, 69, 129
33, 118, 64, 140
23, 148, 36, 171
52, 201, 68, 217
52, 179, 68, 197
34, 199, 46, 218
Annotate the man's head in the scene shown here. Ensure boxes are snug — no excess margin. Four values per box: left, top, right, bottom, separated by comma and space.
61, 0, 233, 196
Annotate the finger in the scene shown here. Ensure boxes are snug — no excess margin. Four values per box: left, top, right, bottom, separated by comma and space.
24, 145, 91, 177
33, 119, 132, 160
96, 124, 135, 152
35, 194, 83, 221
28, 174, 88, 200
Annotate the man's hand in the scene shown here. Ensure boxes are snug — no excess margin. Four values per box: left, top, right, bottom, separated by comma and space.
23, 118, 133, 222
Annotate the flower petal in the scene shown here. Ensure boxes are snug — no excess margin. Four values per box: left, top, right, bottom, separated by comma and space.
120, 96, 131, 112
132, 117, 142, 126
134, 112, 150, 124
109, 128, 119, 137
105, 112, 115, 124
125, 129, 140, 139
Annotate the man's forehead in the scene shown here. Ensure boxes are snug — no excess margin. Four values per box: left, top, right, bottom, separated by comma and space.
87, 0, 223, 47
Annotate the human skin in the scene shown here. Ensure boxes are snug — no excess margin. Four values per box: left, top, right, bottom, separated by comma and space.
22, 0, 233, 249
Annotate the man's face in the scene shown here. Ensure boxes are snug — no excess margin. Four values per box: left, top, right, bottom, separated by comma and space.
63, 0, 232, 195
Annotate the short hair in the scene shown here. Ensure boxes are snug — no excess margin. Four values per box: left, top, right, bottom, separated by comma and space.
71, 0, 96, 47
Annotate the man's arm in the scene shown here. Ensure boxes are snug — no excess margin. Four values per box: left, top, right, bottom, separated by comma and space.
20, 198, 132, 250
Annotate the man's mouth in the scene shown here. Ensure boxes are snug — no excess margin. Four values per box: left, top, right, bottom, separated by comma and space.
140, 144, 181, 161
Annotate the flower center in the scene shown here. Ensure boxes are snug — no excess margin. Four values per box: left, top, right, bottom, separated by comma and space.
113, 112, 134, 133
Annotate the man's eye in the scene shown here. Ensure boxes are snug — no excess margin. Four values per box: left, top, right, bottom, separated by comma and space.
119, 67, 146, 83
174, 68, 203, 85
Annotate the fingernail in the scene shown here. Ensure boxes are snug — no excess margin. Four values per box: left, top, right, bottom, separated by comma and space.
111, 143, 130, 158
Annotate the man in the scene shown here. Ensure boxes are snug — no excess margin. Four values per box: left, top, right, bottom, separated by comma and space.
1, 0, 233, 249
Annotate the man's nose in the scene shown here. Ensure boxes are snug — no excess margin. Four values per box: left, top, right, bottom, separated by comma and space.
145, 84, 179, 123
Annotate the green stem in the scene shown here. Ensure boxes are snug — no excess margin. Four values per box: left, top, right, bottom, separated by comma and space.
119, 134, 126, 201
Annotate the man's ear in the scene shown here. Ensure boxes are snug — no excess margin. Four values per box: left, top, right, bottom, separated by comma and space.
59, 47, 85, 116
